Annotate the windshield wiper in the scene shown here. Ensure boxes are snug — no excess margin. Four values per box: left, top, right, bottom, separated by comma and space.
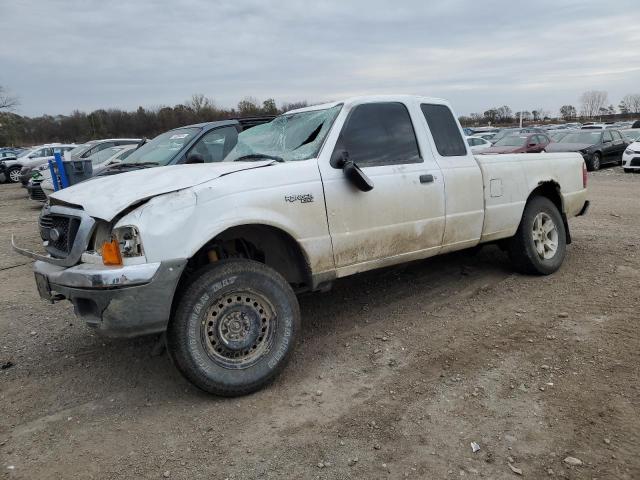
233, 154, 284, 163
115, 162, 159, 168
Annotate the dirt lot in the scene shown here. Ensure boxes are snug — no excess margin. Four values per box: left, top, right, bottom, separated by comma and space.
1, 169, 639, 480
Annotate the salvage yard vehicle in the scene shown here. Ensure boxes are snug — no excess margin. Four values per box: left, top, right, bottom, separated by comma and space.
622, 140, 640, 172
34, 144, 139, 200
3, 144, 76, 183
480, 133, 551, 154
13, 95, 589, 397
97, 116, 275, 176
546, 129, 628, 171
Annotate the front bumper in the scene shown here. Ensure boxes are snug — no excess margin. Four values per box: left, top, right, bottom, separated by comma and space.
33, 259, 186, 337
622, 153, 640, 169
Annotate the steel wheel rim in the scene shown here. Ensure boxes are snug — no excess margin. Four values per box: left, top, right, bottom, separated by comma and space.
531, 212, 558, 260
200, 289, 276, 369
9, 169, 20, 182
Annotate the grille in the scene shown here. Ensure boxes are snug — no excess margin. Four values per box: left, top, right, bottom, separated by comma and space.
29, 185, 47, 201
631, 158, 640, 167
39, 214, 81, 257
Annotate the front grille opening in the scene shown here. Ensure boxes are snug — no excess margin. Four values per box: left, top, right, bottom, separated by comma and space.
39, 214, 81, 258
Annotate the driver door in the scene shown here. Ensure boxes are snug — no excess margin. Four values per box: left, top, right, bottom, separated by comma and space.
317, 101, 445, 276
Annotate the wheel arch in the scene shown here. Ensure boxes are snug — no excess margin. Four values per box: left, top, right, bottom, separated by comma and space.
526, 180, 571, 244
172, 223, 313, 314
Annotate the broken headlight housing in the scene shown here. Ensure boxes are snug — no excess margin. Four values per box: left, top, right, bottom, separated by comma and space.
112, 226, 144, 258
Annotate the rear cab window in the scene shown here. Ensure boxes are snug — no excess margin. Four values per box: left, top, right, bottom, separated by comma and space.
420, 104, 467, 157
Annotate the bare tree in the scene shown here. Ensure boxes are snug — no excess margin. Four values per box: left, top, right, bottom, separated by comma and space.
188, 93, 214, 115
536, 108, 549, 120
559, 105, 577, 121
620, 94, 640, 114
580, 90, 608, 118
0, 86, 19, 111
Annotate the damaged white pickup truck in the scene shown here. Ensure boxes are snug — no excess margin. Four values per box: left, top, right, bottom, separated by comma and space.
14, 95, 589, 396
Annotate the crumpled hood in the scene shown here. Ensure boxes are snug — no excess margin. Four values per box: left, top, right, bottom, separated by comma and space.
545, 142, 593, 152
50, 161, 273, 221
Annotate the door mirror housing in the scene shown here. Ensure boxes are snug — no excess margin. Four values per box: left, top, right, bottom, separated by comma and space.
186, 152, 205, 164
336, 151, 374, 192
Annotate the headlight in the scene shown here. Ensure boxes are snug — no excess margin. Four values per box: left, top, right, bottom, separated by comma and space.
99, 226, 144, 265
625, 148, 633, 156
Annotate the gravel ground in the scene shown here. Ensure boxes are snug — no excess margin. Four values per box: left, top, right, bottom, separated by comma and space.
1, 168, 639, 480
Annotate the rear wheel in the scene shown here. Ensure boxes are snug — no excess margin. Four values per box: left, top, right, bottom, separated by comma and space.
167, 259, 300, 396
507, 196, 566, 275
7, 166, 21, 183
588, 153, 601, 171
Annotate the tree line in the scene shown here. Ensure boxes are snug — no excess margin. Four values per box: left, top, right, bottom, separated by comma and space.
459, 91, 640, 126
0, 93, 308, 147
2, 87, 640, 146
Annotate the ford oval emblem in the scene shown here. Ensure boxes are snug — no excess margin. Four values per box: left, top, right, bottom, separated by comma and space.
49, 228, 60, 242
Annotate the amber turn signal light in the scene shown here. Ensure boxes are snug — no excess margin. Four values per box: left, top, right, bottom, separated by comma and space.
102, 239, 123, 266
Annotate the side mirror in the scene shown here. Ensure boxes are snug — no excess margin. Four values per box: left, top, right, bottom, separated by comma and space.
336, 152, 374, 192
528, 143, 536, 147
186, 152, 205, 164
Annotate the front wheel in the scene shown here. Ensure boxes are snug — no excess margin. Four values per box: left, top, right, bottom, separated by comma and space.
7, 167, 21, 183
507, 196, 567, 275
588, 153, 601, 171
167, 259, 300, 396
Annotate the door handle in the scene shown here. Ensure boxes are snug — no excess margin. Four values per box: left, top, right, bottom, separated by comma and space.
419, 174, 434, 184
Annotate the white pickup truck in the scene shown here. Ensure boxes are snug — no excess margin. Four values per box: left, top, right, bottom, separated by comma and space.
14, 95, 589, 396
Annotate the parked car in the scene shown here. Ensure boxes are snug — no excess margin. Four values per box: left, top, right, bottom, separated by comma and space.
622, 140, 640, 172
479, 133, 551, 154
466, 136, 492, 153
98, 117, 274, 176
549, 131, 572, 142
0, 150, 18, 160
14, 95, 589, 396
581, 124, 605, 130
490, 127, 545, 144
2, 144, 76, 184
19, 139, 142, 185
36, 145, 138, 200
545, 130, 628, 170
632, 120, 640, 129
621, 129, 640, 142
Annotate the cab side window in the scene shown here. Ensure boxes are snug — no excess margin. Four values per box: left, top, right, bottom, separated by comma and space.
421, 104, 467, 156
188, 126, 238, 163
603, 131, 613, 142
331, 102, 421, 168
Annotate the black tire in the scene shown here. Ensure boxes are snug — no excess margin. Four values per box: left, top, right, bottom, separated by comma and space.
167, 259, 300, 396
588, 152, 601, 171
624, 168, 633, 173
6, 166, 21, 183
507, 196, 567, 275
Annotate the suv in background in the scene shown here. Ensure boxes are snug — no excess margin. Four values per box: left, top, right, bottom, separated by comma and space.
2, 144, 76, 183
18, 138, 141, 185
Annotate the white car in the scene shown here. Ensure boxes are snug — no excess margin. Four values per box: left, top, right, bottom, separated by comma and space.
622, 141, 640, 172
466, 136, 492, 153
2, 144, 76, 183
14, 94, 589, 396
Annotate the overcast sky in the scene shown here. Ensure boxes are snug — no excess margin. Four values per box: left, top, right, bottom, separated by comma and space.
2, 0, 639, 117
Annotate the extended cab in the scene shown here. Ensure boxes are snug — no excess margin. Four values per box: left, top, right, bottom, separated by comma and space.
14, 95, 589, 396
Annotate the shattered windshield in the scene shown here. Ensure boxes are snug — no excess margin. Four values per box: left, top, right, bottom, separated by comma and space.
223, 105, 342, 162
122, 127, 199, 166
